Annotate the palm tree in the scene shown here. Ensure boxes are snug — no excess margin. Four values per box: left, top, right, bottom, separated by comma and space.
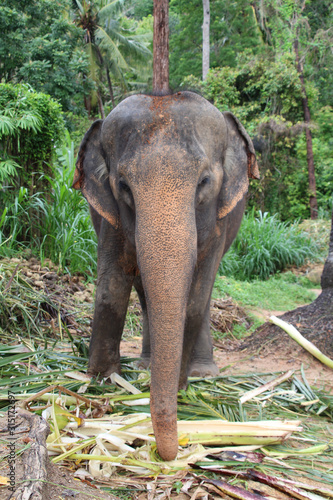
74, 0, 152, 116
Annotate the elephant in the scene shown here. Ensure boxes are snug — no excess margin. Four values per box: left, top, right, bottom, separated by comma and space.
73, 91, 259, 461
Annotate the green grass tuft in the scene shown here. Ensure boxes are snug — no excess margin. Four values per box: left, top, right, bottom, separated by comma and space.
213, 273, 317, 311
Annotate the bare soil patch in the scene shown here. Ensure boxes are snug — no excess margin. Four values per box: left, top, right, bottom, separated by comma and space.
120, 287, 333, 394
227, 289, 333, 393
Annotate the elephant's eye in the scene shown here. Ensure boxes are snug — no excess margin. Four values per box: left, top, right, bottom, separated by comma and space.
119, 179, 132, 194
118, 178, 134, 209
198, 176, 210, 188
196, 175, 212, 206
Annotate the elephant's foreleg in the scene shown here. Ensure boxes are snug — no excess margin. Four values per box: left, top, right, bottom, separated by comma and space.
178, 300, 218, 388
133, 277, 150, 368
88, 223, 134, 378
188, 302, 219, 378
179, 242, 224, 388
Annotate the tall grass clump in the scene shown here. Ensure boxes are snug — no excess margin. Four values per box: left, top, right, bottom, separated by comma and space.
36, 133, 97, 275
219, 210, 319, 280
0, 187, 34, 255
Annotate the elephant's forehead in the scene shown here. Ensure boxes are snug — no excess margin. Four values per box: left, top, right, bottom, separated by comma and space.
102, 92, 226, 167
103, 92, 224, 141
112, 91, 217, 117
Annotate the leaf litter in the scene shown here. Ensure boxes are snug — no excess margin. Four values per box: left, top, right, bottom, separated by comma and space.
0, 257, 333, 498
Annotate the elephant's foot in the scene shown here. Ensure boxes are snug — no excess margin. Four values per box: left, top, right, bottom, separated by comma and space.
136, 356, 150, 369
188, 360, 219, 378
87, 360, 121, 379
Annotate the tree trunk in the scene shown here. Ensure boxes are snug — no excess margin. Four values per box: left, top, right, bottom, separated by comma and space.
294, 38, 318, 220
106, 67, 115, 109
202, 0, 210, 80
84, 94, 91, 115
9, 409, 50, 500
321, 208, 333, 289
153, 0, 169, 95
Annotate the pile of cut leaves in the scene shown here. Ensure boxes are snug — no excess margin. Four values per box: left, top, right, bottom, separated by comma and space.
0, 341, 332, 499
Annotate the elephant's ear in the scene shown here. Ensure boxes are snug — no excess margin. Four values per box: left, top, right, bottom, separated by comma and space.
73, 120, 119, 229
217, 112, 260, 220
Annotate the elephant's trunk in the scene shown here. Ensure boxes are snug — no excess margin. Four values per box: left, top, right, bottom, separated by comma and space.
135, 199, 197, 461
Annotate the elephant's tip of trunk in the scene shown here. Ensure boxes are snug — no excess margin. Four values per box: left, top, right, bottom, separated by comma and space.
153, 418, 179, 461
155, 440, 179, 462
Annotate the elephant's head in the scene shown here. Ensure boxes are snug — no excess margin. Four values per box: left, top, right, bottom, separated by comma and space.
73, 92, 259, 461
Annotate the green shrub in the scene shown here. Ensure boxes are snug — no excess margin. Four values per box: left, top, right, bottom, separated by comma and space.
0, 83, 65, 185
0, 83, 66, 244
0, 186, 35, 253
0, 132, 97, 275
219, 210, 319, 280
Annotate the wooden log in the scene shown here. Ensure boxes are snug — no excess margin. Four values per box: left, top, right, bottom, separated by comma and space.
9, 408, 50, 500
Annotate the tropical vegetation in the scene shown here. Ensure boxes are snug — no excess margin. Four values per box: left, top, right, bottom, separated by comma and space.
0, 0, 332, 276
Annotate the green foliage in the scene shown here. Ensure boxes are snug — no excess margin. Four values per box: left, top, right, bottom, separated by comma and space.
253, 105, 333, 221
37, 133, 97, 275
169, 0, 263, 88
132, 0, 153, 20
0, 187, 35, 253
183, 53, 305, 123
73, 0, 152, 114
219, 211, 318, 280
295, 107, 333, 218
0, 0, 92, 114
0, 83, 65, 192
0, 6, 25, 82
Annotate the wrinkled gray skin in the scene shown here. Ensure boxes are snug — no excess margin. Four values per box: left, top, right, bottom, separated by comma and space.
73, 91, 259, 461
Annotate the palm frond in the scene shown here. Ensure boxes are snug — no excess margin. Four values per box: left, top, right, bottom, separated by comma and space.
100, 20, 151, 60
16, 113, 43, 133
74, 0, 84, 15
0, 159, 21, 184
0, 114, 16, 136
95, 25, 129, 70
98, 0, 126, 20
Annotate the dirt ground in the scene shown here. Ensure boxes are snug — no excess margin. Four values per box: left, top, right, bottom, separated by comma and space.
234, 288, 333, 393
2, 255, 332, 394
120, 326, 333, 396
120, 287, 333, 395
